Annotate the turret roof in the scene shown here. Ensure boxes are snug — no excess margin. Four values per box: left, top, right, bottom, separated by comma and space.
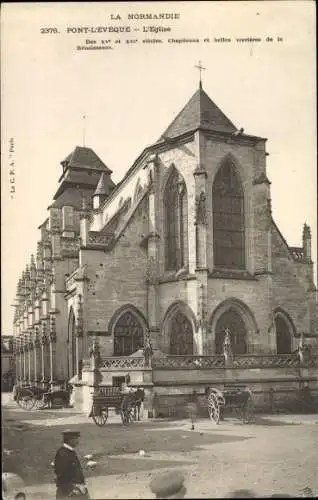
158, 84, 237, 141
93, 172, 108, 197
61, 146, 112, 174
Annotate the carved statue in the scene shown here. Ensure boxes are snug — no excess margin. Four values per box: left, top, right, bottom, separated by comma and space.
143, 329, 153, 367
223, 328, 233, 362
195, 191, 207, 226
298, 333, 312, 365
89, 339, 101, 359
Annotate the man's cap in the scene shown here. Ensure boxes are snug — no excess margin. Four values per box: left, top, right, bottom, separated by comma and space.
62, 430, 80, 439
150, 470, 185, 498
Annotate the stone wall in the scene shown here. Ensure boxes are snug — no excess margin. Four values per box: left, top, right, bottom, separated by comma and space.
202, 135, 267, 276
271, 223, 318, 349
80, 199, 149, 358
79, 360, 318, 417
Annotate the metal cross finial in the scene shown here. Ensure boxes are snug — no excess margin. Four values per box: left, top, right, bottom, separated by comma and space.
194, 60, 206, 88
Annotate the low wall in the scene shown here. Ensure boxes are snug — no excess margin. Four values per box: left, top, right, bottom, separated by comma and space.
78, 354, 318, 417
149, 377, 318, 418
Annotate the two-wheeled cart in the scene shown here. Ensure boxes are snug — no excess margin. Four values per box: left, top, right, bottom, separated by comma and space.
89, 386, 138, 427
206, 385, 254, 424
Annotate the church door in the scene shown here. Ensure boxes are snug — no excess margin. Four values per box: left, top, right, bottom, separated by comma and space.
215, 309, 247, 355
169, 312, 194, 355
113, 311, 144, 356
275, 316, 292, 354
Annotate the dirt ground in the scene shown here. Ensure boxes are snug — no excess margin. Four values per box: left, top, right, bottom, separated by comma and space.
2, 393, 318, 499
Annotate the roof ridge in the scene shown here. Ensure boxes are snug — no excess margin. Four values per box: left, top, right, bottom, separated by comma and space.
159, 86, 237, 141
61, 146, 112, 174
159, 88, 201, 141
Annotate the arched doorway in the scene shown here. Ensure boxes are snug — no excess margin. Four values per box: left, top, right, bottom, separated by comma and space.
215, 308, 247, 354
169, 311, 194, 355
67, 309, 76, 378
113, 310, 144, 356
275, 316, 292, 354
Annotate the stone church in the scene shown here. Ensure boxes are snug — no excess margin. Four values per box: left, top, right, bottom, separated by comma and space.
13, 83, 318, 412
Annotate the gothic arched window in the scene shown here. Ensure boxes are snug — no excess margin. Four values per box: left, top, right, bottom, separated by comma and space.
215, 308, 247, 355
169, 311, 193, 355
164, 167, 188, 271
113, 311, 144, 356
275, 316, 292, 354
213, 161, 245, 269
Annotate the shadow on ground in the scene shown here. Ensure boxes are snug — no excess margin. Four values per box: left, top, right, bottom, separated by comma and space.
249, 416, 299, 427
3, 409, 251, 486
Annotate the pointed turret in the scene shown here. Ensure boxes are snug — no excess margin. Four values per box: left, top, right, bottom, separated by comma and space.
159, 85, 237, 142
16, 279, 23, 300
93, 172, 109, 209
24, 265, 31, 295
30, 254, 36, 280
302, 223, 312, 261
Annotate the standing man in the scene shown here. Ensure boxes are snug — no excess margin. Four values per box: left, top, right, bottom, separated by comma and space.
54, 430, 89, 499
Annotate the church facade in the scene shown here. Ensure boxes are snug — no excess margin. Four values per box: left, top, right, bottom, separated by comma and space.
13, 84, 318, 412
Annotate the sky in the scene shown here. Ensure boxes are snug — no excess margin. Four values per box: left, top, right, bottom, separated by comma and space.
1, 1, 317, 335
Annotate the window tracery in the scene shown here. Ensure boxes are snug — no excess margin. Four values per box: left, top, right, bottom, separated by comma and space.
169, 311, 193, 355
213, 161, 245, 269
113, 311, 144, 356
215, 309, 247, 355
164, 168, 188, 271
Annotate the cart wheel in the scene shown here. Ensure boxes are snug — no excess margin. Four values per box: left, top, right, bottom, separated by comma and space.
34, 396, 46, 410
208, 393, 220, 424
17, 389, 35, 410
92, 405, 108, 426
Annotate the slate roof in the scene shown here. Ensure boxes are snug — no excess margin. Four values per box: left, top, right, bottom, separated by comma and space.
159, 84, 237, 141
53, 149, 115, 203
59, 169, 103, 188
49, 186, 94, 210
61, 146, 112, 174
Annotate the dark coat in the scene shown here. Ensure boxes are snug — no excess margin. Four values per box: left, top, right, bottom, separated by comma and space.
54, 446, 87, 499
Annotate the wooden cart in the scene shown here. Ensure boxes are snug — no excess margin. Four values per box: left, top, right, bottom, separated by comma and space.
13, 384, 48, 410
206, 385, 254, 424
89, 386, 139, 427
13, 383, 71, 410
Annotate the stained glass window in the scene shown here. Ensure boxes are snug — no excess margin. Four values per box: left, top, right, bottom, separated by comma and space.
113, 311, 144, 356
179, 187, 188, 268
275, 316, 292, 354
215, 309, 247, 354
169, 311, 194, 355
213, 162, 245, 268
164, 168, 188, 271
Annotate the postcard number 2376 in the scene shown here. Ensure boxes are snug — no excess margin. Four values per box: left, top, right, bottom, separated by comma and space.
40, 27, 59, 34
